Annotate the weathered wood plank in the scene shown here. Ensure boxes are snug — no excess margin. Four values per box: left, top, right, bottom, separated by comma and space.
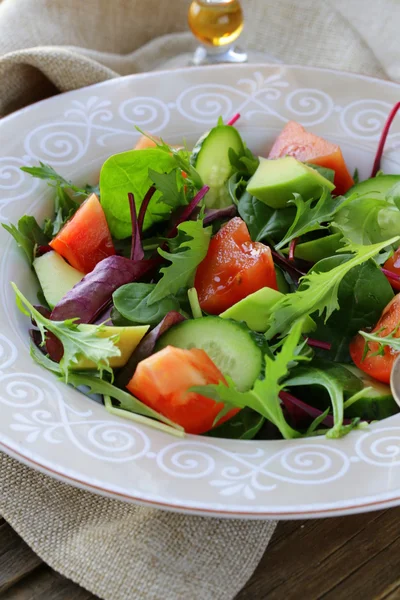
0, 521, 42, 595
237, 509, 388, 599
2, 565, 94, 600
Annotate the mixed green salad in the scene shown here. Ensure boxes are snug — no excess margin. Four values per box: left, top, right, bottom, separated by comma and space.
5, 102, 400, 441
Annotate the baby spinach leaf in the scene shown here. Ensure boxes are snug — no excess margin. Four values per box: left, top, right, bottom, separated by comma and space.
147, 220, 211, 305
113, 282, 180, 325
237, 191, 295, 243
206, 408, 265, 440
195, 320, 308, 440
2, 215, 50, 264
309, 255, 394, 362
275, 189, 353, 250
286, 360, 363, 438
266, 237, 400, 340
333, 196, 400, 245
100, 149, 177, 239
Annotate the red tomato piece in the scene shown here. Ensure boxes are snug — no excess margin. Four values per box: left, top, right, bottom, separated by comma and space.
127, 346, 239, 434
49, 193, 115, 274
194, 217, 278, 315
350, 294, 400, 384
268, 121, 354, 196
383, 248, 400, 292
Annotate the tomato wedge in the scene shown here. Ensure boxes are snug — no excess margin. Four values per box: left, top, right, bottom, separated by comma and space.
194, 217, 278, 315
383, 248, 400, 291
127, 346, 239, 434
268, 121, 354, 195
50, 193, 115, 274
350, 294, 400, 383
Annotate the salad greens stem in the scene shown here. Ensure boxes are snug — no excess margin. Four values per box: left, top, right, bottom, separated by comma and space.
138, 186, 156, 233
381, 267, 400, 283
128, 192, 144, 262
227, 113, 241, 127
188, 288, 203, 319
103, 395, 185, 438
371, 102, 400, 177
289, 238, 297, 261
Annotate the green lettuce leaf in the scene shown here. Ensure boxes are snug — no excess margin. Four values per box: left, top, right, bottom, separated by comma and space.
147, 220, 212, 305
333, 196, 400, 245
275, 190, 353, 250
266, 236, 400, 340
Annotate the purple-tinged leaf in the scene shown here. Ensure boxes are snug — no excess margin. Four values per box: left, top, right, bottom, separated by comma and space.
35, 245, 52, 258
279, 390, 335, 428
203, 205, 237, 226
115, 311, 185, 389
138, 186, 156, 234
280, 390, 353, 429
50, 256, 158, 325
168, 185, 210, 238
128, 192, 144, 262
382, 267, 400, 284
306, 337, 332, 351
271, 249, 306, 283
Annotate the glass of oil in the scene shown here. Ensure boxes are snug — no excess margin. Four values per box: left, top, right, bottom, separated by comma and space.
187, 0, 248, 65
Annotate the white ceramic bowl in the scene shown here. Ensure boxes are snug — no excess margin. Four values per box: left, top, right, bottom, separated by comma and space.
1, 64, 400, 519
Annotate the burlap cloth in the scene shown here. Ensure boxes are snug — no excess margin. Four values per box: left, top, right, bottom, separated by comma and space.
0, 1, 398, 598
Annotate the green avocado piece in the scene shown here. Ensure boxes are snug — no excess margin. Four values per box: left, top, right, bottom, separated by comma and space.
73, 324, 149, 370
33, 251, 84, 309
342, 364, 399, 421
246, 156, 335, 209
283, 233, 345, 263
220, 287, 316, 333
345, 174, 400, 201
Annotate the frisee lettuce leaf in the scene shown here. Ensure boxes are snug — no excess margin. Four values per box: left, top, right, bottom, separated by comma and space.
147, 220, 211, 305
275, 190, 353, 250
266, 236, 400, 340
21, 162, 87, 196
333, 196, 400, 246
193, 320, 308, 440
13, 283, 120, 380
360, 326, 400, 357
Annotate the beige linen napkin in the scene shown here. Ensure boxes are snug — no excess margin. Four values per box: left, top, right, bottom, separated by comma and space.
0, 1, 398, 599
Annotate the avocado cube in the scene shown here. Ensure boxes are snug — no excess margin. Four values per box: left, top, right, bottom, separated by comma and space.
247, 156, 335, 209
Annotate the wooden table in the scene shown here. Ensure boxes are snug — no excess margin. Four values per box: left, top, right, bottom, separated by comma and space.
2, 509, 400, 599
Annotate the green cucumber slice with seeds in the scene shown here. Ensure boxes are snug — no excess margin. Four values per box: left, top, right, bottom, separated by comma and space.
191, 125, 244, 208
342, 365, 399, 421
155, 316, 262, 391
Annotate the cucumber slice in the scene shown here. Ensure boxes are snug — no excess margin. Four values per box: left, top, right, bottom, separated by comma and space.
191, 125, 244, 208
155, 316, 262, 391
345, 174, 400, 201
342, 365, 399, 421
